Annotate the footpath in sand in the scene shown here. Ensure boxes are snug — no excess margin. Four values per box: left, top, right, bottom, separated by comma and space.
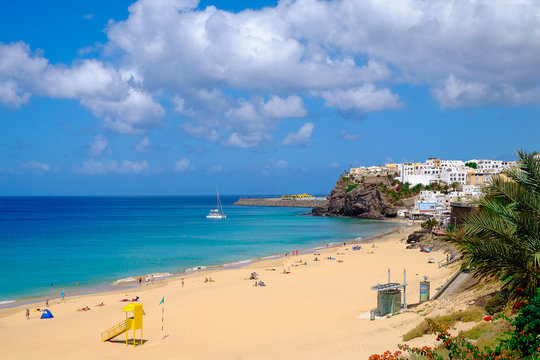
0, 225, 456, 360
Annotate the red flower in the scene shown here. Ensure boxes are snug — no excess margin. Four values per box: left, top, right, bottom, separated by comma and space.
483, 316, 492, 322
513, 301, 525, 310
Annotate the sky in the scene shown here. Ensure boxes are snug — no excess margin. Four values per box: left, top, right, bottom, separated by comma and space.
0, 0, 539, 196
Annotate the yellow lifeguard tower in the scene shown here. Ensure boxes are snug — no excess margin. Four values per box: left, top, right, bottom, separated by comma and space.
101, 303, 144, 346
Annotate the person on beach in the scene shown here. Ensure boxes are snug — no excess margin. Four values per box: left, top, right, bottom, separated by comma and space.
181, 278, 184, 287
46, 298, 49, 307
139, 277, 142, 286
26, 308, 30, 320
76, 281, 79, 287
61, 290, 64, 300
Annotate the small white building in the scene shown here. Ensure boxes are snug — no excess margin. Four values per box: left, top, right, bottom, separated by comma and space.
440, 160, 465, 168
467, 159, 504, 174
462, 185, 483, 198
440, 167, 469, 185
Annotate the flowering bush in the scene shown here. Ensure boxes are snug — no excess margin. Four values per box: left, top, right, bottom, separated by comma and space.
370, 290, 540, 360
368, 350, 401, 360
497, 292, 540, 358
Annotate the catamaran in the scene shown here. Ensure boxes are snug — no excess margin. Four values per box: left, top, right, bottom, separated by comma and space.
206, 189, 226, 219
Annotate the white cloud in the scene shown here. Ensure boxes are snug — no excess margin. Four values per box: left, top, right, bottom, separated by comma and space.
83, 14, 94, 20
210, 165, 223, 172
319, 85, 402, 112
89, 135, 109, 156
181, 123, 220, 142
261, 95, 307, 118
283, 122, 314, 146
271, 159, 289, 169
340, 129, 362, 141
20, 161, 50, 173
263, 158, 289, 175
73, 159, 150, 175
329, 161, 339, 168
224, 132, 270, 148
3, 0, 540, 146
0, 42, 163, 133
103, 0, 540, 110
133, 136, 151, 152
82, 88, 165, 134
174, 157, 194, 172
0, 80, 30, 107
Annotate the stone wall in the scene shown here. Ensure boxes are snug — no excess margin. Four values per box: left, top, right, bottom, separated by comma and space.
234, 198, 328, 208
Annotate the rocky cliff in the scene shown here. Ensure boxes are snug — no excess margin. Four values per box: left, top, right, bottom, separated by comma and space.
312, 177, 397, 219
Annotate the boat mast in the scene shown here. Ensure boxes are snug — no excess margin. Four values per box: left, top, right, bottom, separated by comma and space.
217, 188, 224, 214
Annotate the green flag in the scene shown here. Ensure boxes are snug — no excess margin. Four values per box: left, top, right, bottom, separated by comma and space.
159, 296, 164, 305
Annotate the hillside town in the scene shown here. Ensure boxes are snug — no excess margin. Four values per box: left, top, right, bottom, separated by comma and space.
348, 156, 537, 227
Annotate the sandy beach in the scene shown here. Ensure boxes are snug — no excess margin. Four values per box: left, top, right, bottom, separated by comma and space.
0, 224, 457, 359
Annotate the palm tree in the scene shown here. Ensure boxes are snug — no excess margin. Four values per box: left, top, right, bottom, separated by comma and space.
421, 217, 438, 232
448, 150, 540, 296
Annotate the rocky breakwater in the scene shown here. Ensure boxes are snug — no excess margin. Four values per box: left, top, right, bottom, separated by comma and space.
235, 198, 328, 208
312, 176, 397, 219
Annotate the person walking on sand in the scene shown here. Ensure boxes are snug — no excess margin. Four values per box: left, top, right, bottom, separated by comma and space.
26, 308, 30, 320
46, 297, 49, 307
181, 278, 184, 287
61, 290, 64, 301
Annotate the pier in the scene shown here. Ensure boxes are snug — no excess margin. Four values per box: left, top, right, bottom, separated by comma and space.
234, 197, 328, 208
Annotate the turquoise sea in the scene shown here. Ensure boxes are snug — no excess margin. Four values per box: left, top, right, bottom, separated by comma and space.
0, 196, 401, 305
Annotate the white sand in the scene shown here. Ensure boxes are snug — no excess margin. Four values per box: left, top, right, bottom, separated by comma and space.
0, 225, 456, 359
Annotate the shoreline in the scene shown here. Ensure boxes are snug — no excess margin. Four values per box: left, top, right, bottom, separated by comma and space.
0, 220, 409, 312
0, 221, 454, 359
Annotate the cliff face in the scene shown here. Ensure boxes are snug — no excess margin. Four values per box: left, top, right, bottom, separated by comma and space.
312, 179, 397, 219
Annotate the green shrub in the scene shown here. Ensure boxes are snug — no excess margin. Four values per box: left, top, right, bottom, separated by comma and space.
500, 292, 540, 357
345, 184, 357, 193
402, 308, 486, 341
484, 292, 507, 315
403, 320, 430, 341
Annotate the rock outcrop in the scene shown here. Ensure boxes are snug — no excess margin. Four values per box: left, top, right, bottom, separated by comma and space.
312, 178, 397, 219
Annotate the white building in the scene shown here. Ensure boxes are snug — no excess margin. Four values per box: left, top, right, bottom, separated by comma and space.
462, 185, 483, 198
467, 159, 504, 174
440, 160, 465, 168
440, 167, 469, 185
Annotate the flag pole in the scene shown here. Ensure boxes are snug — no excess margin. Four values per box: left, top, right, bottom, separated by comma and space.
159, 296, 165, 339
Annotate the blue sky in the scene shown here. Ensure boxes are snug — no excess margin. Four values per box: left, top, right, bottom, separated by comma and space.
0, 0, 538, 196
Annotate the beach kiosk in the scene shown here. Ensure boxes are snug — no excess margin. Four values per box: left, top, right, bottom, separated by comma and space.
370, 269, 407, 316
101, 303, 144, 346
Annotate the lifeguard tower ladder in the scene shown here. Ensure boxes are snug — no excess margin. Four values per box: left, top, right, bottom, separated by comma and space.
101, 303, 144, 346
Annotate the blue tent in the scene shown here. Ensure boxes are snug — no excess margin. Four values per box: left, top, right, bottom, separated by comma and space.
40, 309, 53, 319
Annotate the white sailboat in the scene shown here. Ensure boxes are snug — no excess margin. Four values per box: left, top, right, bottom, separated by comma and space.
206, 189, 226, 219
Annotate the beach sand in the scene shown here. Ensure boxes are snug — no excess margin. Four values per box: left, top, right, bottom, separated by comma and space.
0, 224, 456, 359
